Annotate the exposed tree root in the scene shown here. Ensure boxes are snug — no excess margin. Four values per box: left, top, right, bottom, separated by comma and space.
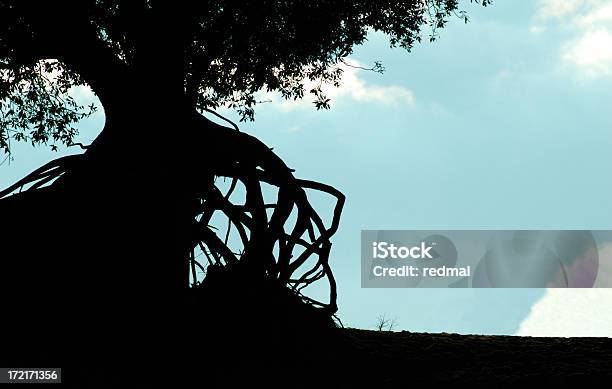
0, 111, 345, 316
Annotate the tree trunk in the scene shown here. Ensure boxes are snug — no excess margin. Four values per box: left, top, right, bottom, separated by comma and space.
0, 66, 210, 368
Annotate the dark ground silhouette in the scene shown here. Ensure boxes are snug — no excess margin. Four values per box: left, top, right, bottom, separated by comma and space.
45, 325, 612, 387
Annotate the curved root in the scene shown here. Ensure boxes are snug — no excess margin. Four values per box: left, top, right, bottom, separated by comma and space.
193, 113, 344, 314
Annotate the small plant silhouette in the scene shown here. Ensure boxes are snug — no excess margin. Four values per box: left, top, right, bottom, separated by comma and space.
375, 314, 397, 331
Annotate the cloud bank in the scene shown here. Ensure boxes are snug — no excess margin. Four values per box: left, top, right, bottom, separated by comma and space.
516, 288, 612, 337
536, 0, 612, 79
260, 59, 415, 112
517, 240, 612, 337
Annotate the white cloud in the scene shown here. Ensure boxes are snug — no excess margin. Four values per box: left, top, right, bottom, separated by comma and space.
260, 59, 415, 112
562, 28, 612, 78
69, 85, 97, 103
535, 0, 612, 79
516, 289, 612, 337
517, 241, 612, 337
574, 1, 612, 26
536, 0, 586, 21
529, 25, 546, 34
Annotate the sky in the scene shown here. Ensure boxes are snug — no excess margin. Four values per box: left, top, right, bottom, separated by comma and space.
2, 0, 612, 336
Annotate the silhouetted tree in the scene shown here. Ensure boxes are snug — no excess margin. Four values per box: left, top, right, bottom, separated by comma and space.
0, 1, 490, 359
376, 314, 397, 331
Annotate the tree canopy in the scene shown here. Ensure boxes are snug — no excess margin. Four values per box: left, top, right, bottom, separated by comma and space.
0, 0, 490, 157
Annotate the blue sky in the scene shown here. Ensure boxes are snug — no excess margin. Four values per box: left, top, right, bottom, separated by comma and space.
2, 0, 612, 335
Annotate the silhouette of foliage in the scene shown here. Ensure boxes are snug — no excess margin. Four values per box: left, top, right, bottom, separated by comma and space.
0, 60, 96, 156
1, 0, 491, 154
